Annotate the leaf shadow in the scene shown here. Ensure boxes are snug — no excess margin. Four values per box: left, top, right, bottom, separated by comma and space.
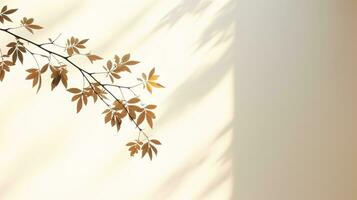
151, 0, 238, 199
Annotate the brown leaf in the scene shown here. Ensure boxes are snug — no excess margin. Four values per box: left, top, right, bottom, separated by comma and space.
145, 104, 157, 109
146, 112, 153, 128
128, 97, 140, 104
115, 116, 122, 132
149, 68, 155, 79
107, 60, 113, 70
82, 94, 88, 105
114, 55, 120, 64
142, 143, 149, 158
1, 6, 7, 13
3, 8, 17, 15
21, 17, 42, 34
122, 54, 130, 62
137, 111, 145, 125
148, 147, 153, 160
71, 94, 81, 102
67, 88, 82, 93
146, 110, 156, 119
0, 70, 4, 81
40, 64, 49, 73
151, 145, 158, 155
51, 75, 61, 90
126, 142, 136, 146
150, 139, 162, 145
37, 76, 42, 93
77, 98, 83, 113
104, 111, 112, 123
28, 24, 43, 29
18, 51, 23, 64
125, 61, 140, 65
87, 54, 102, 63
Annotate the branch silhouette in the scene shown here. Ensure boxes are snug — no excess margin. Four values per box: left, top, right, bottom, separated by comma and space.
0, 4, 163, 160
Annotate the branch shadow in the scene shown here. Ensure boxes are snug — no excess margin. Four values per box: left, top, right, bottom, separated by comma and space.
152, 0, 238, 199
156, 0, 212, 29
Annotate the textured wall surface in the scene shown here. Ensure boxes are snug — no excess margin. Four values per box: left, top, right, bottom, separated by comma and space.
0, 0, 355, 200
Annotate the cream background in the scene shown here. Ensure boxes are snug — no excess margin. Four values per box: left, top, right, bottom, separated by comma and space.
0, 0, 356, 200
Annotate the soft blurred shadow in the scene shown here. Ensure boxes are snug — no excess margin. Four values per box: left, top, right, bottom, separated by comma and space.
148, 0, 238, 199
94, 0, 159, 54
157, 0, 212, 28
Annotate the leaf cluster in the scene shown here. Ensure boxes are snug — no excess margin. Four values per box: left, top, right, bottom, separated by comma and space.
103, 54, 140, 83
126, 139, 161, 160
139, 68, 164, 93
0, 5, 17, 23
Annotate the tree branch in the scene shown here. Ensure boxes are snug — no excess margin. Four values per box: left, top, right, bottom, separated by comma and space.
0, 28, 148, 136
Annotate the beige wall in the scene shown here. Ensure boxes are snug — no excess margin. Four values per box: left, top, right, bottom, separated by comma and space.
235, 0, 357, 200
0, 0, 355, 200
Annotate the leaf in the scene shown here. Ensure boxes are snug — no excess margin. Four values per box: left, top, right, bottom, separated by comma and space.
78, 39, 89, 45
107, 60, 113, 70
146, 104, 157, 109
67, 47, 74, 56
0, 70, 4, 81
114, 55, 120, 64
128, 97, 140, 104
115, 116, 122, 132
25, 69, 42, 93
0, 6, 17, 24
71, 94, 81, 101
11, 51, 17, 64
104, 111, 112, 123
122, 54, 130, 62
36, 76, 42, 93
18, 51, 23, 64
146, 110, 156, 119
28, 24, 43, 29
51, 75, 61, 90
126, 142, 136, 146
142, 143, 149, 158
146, 112, 153, 128
149, 68, 155, 79
151, 145, 158, 155
144, 68, 165, 93
1, 6, 8, 13
150, 139, 162, 145
40, 64, 49, 73
137, 111, 145, 125
148, 81, 164, 88
148, 148, 153, 160
102, 109, 110, 114
4, 8, 18, 15
67, 88, 82, 93
87, 54, 102, 63
21, 17, 43, 34
125, 61, 140, 65
146, 83, 152, 93
77, 98, 83, 113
